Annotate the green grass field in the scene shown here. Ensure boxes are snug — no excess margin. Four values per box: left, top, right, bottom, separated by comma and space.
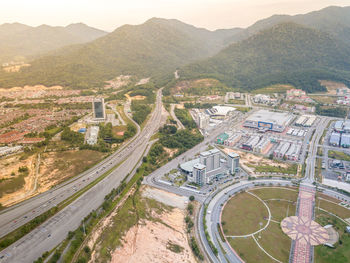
328, 150, 350, 162
255, 222, 291, 262
315, 210, 350, 263
228, 237, 274, 263
222, 187, 299, 263
250, 187, 298, 202
252, 84, 294, 94
221, 192, 269, 236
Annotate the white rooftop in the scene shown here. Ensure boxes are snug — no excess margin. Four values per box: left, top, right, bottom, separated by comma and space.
246, 109, 292, 126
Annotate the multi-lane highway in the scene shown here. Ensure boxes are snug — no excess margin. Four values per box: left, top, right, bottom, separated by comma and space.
0, 89, 163, 263
303, 117, 330, 183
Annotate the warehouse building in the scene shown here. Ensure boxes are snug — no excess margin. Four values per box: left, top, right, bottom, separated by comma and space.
285, 144, 301, 161
224, 134, 242, 147
295, 116, 307, 126
216, 133, 229, 144
334, 121, 343, 132
341, 133, 350, 148
244, 110, 293, 132
253, 138, 270, 154
241, 135, 260, 151
273, 141, 291, 159
329, 132, 341, 147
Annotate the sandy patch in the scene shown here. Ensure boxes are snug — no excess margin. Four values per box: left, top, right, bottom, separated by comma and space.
222, 148, 288, 168
2, 64, 30, 72
0, 153, 37, 206
142, 186, 188, 209
0, 85, 63, 92
319, 80, 348, 95
110, 208, 195, 263
136, 78, 150, 86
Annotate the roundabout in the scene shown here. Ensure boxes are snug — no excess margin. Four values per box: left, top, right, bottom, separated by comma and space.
202, 180, 350, 263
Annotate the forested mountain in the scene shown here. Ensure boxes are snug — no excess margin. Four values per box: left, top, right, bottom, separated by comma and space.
181, 23, 350, 93
0, 18, 240, 89
0, 22, 107, 63
226, 6, 350, 45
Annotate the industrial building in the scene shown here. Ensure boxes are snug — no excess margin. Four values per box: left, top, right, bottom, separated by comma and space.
329, 132, 341, 147
341, 133, 350, 148
223, 134, 242, 147
253, 138, 270, 154
206, 106, 235, 119
92, 98, 106, 120
295, 115, 316, 127
241, 135, 260, 151
0, 146, 23, 157
244, 110, 293, 132
273, 141, 291, 159
86, 126, 99, 145
285, 144, 301, 161
216, 133, 229, 144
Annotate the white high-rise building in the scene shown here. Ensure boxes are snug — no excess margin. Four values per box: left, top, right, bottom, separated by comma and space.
193, 163, 206, 186
228, 152, 240, 175
199, 148, 220, 172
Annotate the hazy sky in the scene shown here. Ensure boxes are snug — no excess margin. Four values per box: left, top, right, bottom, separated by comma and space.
1, 0, 350, 31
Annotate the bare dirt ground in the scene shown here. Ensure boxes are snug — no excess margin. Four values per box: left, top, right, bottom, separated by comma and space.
105, 75, 131, 89
319, 80, 347, 95
110, 209, 196, 263
223, 148, 289, 175
0, 84, 63, 92
2, 63, 30, 72
110, 187, 195, 263
38, 150, 105, 193
0, 153, 37, 206
136, 78, 150, 86
125, 94, 146, 101
174, 78, 220, 93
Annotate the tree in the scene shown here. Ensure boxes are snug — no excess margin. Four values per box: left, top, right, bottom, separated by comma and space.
189, 195, 195, 202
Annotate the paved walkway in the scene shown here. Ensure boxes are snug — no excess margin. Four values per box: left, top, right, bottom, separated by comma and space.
283, 184, 329, 263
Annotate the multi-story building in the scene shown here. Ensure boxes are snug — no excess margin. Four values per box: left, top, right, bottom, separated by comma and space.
86, 126, 100, 145
192, 163, 206, 186
199, 149, 221, 172
92, 98, 106, 120
227, 152, 240, 175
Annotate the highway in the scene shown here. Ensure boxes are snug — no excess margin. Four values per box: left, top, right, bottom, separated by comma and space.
0, 89, 163, 263
303, 117, 330, 183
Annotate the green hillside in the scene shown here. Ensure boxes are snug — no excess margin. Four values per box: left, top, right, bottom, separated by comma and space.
0, 18, 240, 89
181, 23, 350, 93
0, 22, 107, 63
226, 6, 350, 45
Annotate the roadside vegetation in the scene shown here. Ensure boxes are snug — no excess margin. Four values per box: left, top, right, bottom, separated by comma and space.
328, 150, 350, 162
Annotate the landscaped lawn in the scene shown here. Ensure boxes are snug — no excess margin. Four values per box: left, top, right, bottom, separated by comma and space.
315, 210, 350, 263
228, 237, 274, 263
221, 192, 268, 236
255, 222, 291, 262
328, 150, 350, 162
316, 198, 350, 219
265, 200, 296, 222
250, 187, 298, 202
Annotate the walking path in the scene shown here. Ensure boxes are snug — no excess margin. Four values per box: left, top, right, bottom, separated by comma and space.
282, 184, 329, 263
